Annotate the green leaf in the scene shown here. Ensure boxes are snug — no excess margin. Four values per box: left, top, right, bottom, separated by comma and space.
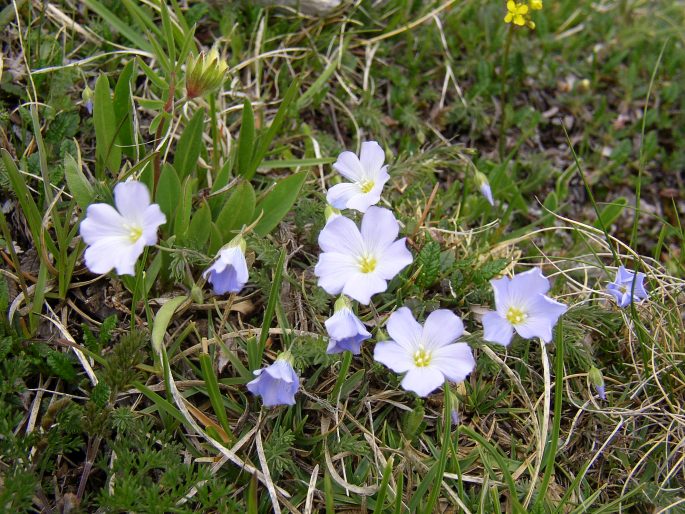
253, 171, 307, 236
64, 153, 94, 210
173, 108, 205, 179
236, 100, 255, 178
151, 296, 187, 354
186, 200, 211, 249
94, 74, 122, 176
260, 157, 334, 169
246, 80, 300, 179
155, 163, 181, 232
215, 180, 256, 240
47, 351, 77, 382
594, 197, 628, 230
199, 352, 234, 442
295, 58, 336, 111
113, 60, 136, 159
174, 177, 196, 239
81, 0, 152, 52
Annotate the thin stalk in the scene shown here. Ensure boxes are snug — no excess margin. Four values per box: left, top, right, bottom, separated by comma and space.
498, 26, 514, 162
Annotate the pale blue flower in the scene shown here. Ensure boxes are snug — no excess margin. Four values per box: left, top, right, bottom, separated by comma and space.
482, 268, 567, 346
374, 308, 475, 397
80, 181, 166, 276
606, 265, 648, 308
327, 141, 391, 213
246, 353, 299, 407
475, 172, 494, 206
203, 236, 249, 295
325, 296, 371, 354
315, 207, 413, 305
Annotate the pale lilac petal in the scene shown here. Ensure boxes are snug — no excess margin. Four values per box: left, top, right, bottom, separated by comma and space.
359, 141, 386, 179
422, 310, 464, 349
318, 216, 364, 255
386, 307, 422, 349
204, 247, 249, 295
480, 183, 494, 206
606, 283, 628, 307
490, 276, 511, 317
345, 191, 381, 213
325, 308, 371, 354
373, 340, 413, 373
141, 204, 166, 245
327, 183, 363, 210
360, 207, 400, 253
482, 311, 514, 346
507, 268, 551, 302
615, 266, 632, 283
80, 203, 128, 244
375, 239, 413, 280
315, 253, 359, 295
341, 272, 387, 305
400, 367, 445, 397
114, 181, 151, 223
431, 343, 475, 383
83, 237, 144, 276
333, 151, 364, 182
247, 360, 299, 407
515, 295, 566, 343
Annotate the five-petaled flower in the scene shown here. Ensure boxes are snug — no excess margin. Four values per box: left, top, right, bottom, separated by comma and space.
482, 268, 567, 346
606, 265, 648, 308
79, 181, 166, 276
325, 296, 371, 354
504, 1, 530, 26
374, 308, 476, 397
247, 352, 299, 407
203, 235, 249, 295
327, 141, 391, 213
314, 206, 413, 305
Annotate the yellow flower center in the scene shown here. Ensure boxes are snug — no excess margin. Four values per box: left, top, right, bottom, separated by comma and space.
619, 285, 628, 294
360, 180, 375, 194
413, 345, 432, 367
505, 306, 527, 325
125, 224, 143, 243
358, 255, 377, 274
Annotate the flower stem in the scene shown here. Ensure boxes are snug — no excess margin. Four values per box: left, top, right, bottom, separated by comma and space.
498, 26, 514, 162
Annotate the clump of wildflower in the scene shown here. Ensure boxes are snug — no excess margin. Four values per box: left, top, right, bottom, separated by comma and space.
325, 296, 371, 354
482, 268, 567, 346
327, 141, 390, 213
185, 48, 228, 99
606, 265, 648, 308
203, 234, 249, 295
79, 181, 166, 276
314, 207, 413, 305
247, 352, 299, 407
374, 308, 476, 397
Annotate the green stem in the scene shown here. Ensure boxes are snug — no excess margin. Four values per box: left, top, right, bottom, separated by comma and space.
498, 26, 515, 162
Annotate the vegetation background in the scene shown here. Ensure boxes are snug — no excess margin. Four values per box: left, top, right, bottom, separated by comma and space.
0, 0, 683, 512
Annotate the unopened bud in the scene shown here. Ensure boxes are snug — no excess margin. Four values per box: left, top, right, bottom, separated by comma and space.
333, 295, 352, 312
324, 205, 341, 223
185, 48, 228, 99
190, 284, 204, 304
589, 366, 606, 400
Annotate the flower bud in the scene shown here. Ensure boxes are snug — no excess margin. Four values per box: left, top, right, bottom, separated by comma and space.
185, 48, 228, 99
589, 366, 606, 400
475, 171, 494, 206
190, 284, 204, 304
530, 0, 543, 10
324, 205, 341, 224
82, 85, 94, 115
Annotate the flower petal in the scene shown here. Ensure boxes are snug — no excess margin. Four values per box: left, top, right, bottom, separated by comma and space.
490, 275, 511, 317
345, 190, 381, 213
360, 207, 400, 253
359, 141, 386, 179
341, 271, 387, 304
401, 367, 445, 397
315, 252, 359, 296
422, 310, 464, 349
507, 268, 550, 307
482, 311, 514, 346
114, 181, 151, 224
374, 340, 413, 373
386, 307, 422, 349
516, 295, 567, 343
318, 216, 364, 256
333, 151, 365, 182
83, 236, 144, 276
431, 343, 475, 383
80, 203, 128, 244
375, 239, 413, 280
327, 182, 363, 210
141, 204, 166, 245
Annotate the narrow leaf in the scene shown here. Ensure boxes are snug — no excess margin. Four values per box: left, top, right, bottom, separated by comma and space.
253, 171, 307, 236
151, 296, 187, 354
236, 100, 255, 178
215, 180, 256, 240
173, 108, 206, 179
94, 74, 121, 175
64, 153, 94, 210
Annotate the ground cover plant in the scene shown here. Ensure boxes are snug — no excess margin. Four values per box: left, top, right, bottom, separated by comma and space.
1, 0, 684, 512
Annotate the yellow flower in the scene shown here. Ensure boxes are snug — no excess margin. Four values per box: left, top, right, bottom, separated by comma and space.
530, 0, 543, 10
504, 1, 529, 26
